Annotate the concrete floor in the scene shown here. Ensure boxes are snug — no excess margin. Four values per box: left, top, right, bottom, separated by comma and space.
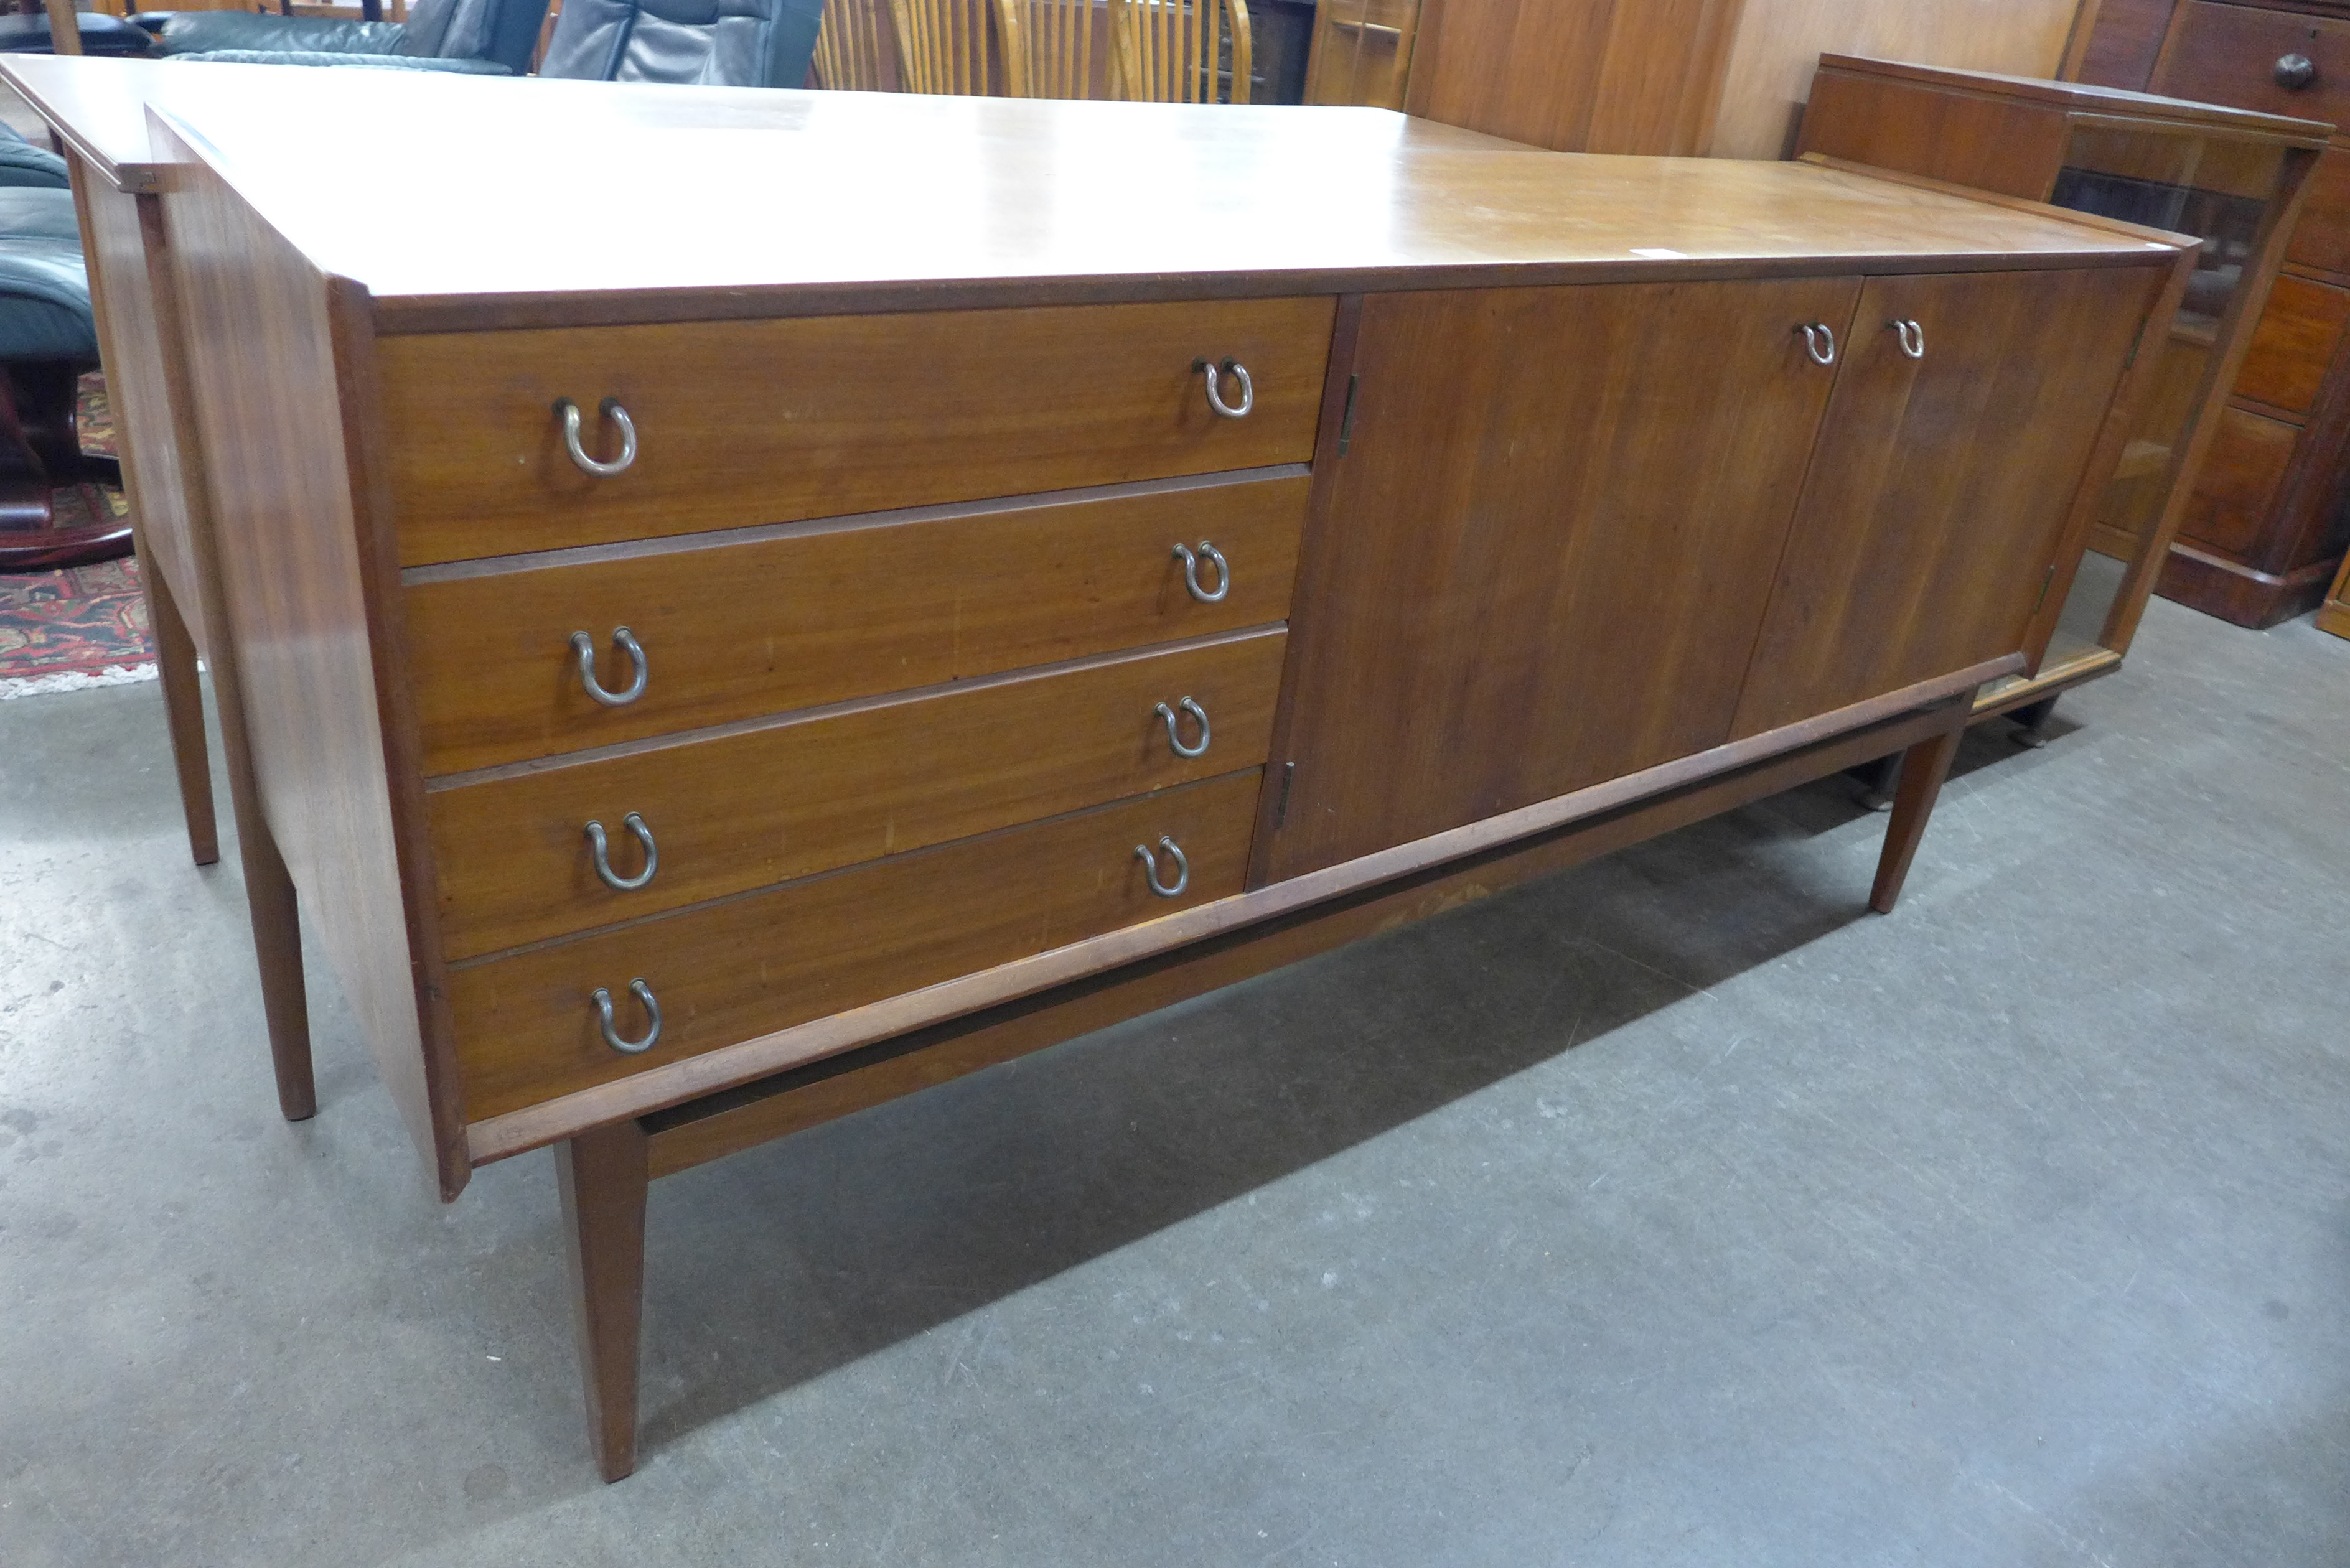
2, 595, 2347, 1567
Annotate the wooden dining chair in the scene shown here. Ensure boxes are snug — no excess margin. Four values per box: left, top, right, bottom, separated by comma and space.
1111, 0, 1250, 105
813, 0, 895, 89
886, 0, 1001, 95
993, 0, 1100, 100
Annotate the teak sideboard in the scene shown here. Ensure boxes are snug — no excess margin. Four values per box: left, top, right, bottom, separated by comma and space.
4, 58, 2190, 1480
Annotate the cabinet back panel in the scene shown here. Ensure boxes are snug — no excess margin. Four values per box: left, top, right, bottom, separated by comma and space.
1263, 275, 1861, 881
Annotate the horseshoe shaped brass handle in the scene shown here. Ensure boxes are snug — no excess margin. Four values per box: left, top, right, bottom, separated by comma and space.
1134, 836, 1191, 899
556, 397, 638, 478
584, 812, 658, 892
1797, 322, 1838, 366
1889, 319, 1926, 360
1155, 698, 1212, 759
591, 978, 662, 1055
571, 627, 648, 707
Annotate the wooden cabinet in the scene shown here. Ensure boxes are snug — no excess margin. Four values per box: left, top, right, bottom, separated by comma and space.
2073, 0, 2350, 625
1797, 55, 2323, 722
6, 55, 2185, 1485
1734, 266, 2164, 732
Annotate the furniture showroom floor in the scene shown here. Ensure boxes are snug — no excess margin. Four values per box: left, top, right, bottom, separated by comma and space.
2, 591, 2344, 1566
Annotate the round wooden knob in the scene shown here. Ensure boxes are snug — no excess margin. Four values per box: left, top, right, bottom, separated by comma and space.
2276, 52, 2318, 90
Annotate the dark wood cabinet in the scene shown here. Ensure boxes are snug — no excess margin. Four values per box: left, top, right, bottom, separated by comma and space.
2074, 0, 2350, 625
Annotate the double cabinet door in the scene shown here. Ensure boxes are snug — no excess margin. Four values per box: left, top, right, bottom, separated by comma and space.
1262, 265, 2159, 882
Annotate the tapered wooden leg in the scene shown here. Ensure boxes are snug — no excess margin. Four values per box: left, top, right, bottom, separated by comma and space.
144, 562, 219, 866
558, 1121, 650, 1483
1870, 707, 1967, 914
240, 813, 316, 1121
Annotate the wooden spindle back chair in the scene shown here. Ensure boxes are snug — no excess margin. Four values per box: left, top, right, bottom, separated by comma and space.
993, 0, 1102, 101
1111, 0, 1251, 105
813, 0, 896, 89
887, 0, 1001, 95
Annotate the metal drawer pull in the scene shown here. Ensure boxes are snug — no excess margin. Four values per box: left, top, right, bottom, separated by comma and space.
1134, 836, 1191, 898
1197, 357, 1255, 419
591, 978, 662, 1056
1155, 697, 1212, 758
2277, 52, 2318, 90
570, 626, 648, 707
584, 812, 658, 892
1889, 319, 1926, 360
1173, 541, 1231, 604
1797, 322, 1837, 366
556, 396, 639, 478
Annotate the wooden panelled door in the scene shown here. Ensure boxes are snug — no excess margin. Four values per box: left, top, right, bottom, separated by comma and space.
1261, 278, 1861, 882
1733, 266, 2162, 737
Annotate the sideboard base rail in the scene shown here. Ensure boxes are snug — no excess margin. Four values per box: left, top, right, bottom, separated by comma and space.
553, 684, 1978, 1482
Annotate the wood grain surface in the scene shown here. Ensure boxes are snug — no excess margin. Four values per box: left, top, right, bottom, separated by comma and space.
451, 770, 1263, 1121
157, 125, 467, 1192
2152, 1, 2350, 125
1733, 264, 2160, 736
403, 474, 1308, 776
2234, 270, 2350, 413
429, 628, 1287, 960
377, 299, 1332, 566
1260, 275, 1860, 881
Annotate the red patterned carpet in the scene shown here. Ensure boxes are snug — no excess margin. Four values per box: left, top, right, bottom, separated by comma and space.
0, 374, 146, 699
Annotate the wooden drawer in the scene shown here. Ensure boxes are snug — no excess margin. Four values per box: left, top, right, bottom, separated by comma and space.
429, 628, 1287, 961
377, 297, 1336, 566
2234, 271, 2350, 414
450, 768, 1263, 1121
2285, 144, 2350, 276
2181, 403, 2301, 557
2155, 2, 2350, 130
405, 475, 1308, 777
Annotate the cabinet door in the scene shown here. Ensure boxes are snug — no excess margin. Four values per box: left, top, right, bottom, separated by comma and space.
1260, 277, 1860, 883
1733, 266, 2160, 739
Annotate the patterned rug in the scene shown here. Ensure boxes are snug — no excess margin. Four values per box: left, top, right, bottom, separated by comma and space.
0, 373, 147, 700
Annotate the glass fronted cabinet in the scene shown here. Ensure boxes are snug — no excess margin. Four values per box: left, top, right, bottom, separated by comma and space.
1797, 57, 2324, 737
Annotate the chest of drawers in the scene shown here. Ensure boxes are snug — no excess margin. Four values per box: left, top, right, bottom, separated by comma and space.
2077, 0, 2350, 625
9, 57, 2190, 1481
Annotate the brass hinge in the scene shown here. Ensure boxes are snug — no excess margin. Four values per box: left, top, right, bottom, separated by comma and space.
1273, 760, 1298, 828
1337, 375, 1361, 455
2034, 562, 2057, 614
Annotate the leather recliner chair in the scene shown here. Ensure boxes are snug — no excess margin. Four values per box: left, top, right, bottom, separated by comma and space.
538, 0, 825, 88
150, 0, 551, 75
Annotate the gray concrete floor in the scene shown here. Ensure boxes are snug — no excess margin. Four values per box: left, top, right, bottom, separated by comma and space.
2, 595, 2347, 1567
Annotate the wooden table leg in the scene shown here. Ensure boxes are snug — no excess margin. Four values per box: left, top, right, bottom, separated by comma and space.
558, 1121, 650, 1483
1869, 703, 1968, 914
144, 561, 218, 867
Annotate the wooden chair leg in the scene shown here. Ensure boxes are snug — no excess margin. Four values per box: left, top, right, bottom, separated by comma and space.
144, 562, 218, 866
558, 1121, 650, 1483
1870, 706, 1968, 914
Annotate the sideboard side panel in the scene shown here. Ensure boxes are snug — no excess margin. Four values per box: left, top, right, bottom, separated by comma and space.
157, 137, 462, 1193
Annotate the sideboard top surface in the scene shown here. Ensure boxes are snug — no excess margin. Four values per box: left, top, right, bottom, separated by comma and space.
4, 55, 2184, 331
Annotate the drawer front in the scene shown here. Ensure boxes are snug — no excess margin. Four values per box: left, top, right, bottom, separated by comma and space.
2181, 403, 2300, 557
406, 475, 1308, 777
451, 768, 1263, 1121
378, 297, 1336, 566
2155, 2, 2350, 128
2234, 272, 2350, 414
2285, 144, 2350, 275
429, 628, 1287, 960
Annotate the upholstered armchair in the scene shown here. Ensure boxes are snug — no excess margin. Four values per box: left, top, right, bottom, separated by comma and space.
149, 0, 551, 75
0, 124, 126, 569
539, 0, 825, 88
